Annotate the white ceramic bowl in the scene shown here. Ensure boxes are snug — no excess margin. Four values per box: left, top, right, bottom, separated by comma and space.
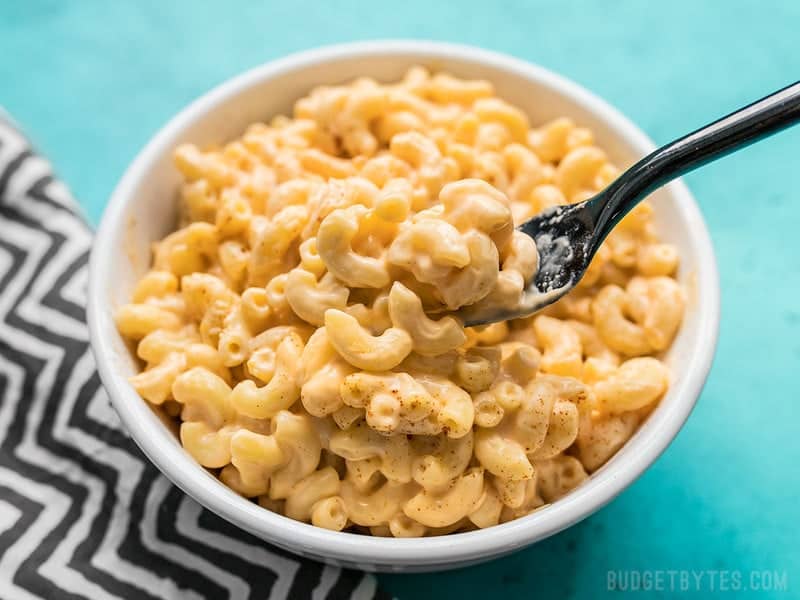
88, 41, 720, 572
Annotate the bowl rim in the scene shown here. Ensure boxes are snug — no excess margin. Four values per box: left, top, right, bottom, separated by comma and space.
87, 39, 720, 567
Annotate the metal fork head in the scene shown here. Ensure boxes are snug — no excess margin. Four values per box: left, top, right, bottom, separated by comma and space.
520, 198, 597, 292
459, 198, 600, 327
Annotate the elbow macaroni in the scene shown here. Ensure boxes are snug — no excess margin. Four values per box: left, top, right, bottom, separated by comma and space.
116, 68, 686, 536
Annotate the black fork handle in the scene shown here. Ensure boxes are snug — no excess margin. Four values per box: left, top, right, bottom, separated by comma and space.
589, 80, 800, 238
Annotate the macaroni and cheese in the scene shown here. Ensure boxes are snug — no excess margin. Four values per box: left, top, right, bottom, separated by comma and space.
116, 68, 685, 537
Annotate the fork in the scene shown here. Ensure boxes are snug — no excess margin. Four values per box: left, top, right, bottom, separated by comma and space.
458, 81, 800, 327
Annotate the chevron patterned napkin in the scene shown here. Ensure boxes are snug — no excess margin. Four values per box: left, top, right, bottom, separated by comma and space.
0, 113, 386, 600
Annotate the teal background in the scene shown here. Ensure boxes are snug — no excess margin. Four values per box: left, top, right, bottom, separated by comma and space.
2, 1, 798, 598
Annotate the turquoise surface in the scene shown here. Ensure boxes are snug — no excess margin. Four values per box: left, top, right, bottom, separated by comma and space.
3, 2, 798, 598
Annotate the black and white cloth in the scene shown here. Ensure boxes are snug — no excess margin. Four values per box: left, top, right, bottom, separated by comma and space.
0, 113, 387, 600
